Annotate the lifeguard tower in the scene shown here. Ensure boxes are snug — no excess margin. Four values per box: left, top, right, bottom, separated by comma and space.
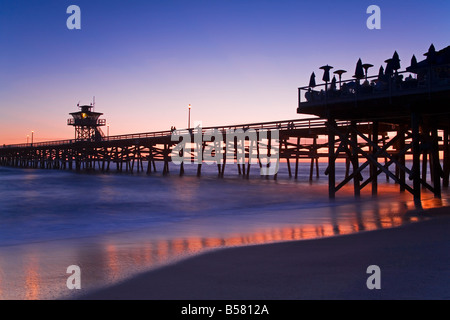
67, 103, 106, 141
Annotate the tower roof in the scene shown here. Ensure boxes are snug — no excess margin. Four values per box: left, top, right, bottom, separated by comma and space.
69, 104, 103, 116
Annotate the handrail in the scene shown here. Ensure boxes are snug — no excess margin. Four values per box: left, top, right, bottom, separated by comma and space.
0, 117, 348, 150
298, 63, 450, 106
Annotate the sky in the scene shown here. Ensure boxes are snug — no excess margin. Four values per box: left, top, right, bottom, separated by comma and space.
0, 0, 449, 144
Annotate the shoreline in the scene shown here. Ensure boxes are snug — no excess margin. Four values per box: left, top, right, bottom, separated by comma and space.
78, 206, 450, 300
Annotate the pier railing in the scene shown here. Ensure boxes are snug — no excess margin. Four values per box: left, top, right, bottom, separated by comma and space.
1, 117, 349, 149
298, 64, 450, 107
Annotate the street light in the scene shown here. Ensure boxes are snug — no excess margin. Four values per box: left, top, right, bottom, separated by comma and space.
31, 131, 34, 146
188, 104, 191, 129
107, 123, 110, 140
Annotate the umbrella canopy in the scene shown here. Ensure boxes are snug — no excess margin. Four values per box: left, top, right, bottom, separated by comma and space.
392, 51, 401, 71
424, 43, 437, 64
384, 58, 393, 76
330, 75, 337, 90
354, 59, 365, 79
320, 65, 333, 82
410, 55, 418, 68
309, 72, 316, 87
407, 55, 419, 73
378, 66, 384, 80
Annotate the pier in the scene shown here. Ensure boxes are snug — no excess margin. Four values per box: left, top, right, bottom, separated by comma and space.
0, 115, 401, 179
298, 44, 450, 200
1, 45, 449, 201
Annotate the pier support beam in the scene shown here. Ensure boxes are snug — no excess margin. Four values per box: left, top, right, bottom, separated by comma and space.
411, 112, 421, 201
443, 129, 450, 187
327, 118, 336, 199
295, 137, 300, 179
351, 121, 360, 197
399, 126, 406, 192
371, 121, 378, 196
430, 124, 441, 198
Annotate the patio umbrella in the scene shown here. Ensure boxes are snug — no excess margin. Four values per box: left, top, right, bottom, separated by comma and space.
407, 55, 418, 75
384, 58, 393, 77
309, 72, 316, 87
392, 51, 401, 72
320, 65, 333, 82
424, 43, 437, 65
410, 55, 418, 68
378, 66, 384, 81
330, 76, 337, 91
354, 58, 365, 80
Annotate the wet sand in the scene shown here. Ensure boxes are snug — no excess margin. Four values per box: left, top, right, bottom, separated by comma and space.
79, 207, 450, 300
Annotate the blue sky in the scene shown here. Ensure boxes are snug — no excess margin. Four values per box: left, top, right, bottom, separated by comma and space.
0, 0, 449, 143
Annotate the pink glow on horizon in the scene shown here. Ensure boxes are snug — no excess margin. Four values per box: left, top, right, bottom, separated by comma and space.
1, 1, 449, 145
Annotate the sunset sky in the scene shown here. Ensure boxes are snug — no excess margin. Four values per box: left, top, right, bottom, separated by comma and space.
1, 0, 449, 144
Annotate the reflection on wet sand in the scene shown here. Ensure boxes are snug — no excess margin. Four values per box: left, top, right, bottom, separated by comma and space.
0, 193, 446, 300
83, 197, 430, 299
25, 255, 40, 300
106, 244, 119, 280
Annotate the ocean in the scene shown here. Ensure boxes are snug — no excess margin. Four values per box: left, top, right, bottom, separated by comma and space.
0, 162, 447, 299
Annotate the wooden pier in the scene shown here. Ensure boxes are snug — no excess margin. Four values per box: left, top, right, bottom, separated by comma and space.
1, 45, 449, 201
0, 115, 405, 179
297, 45, 450, 200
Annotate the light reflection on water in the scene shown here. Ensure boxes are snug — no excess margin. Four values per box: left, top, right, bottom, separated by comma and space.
24, 255, 40, 300
0, 166, 449, 299
0, 193, 443, 300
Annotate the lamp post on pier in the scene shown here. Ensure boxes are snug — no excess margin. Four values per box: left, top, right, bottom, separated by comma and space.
188, 104, 191, 129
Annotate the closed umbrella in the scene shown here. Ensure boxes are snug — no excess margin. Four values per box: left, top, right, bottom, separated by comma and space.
424, 44, 436, 65
378, 66, 384, 81
384, 58, 393, 77
392, 51, 401, 72
410, 55, 418, 68
424, 44, 436, 84
330, 75, 337, 91
354, 58, 365, 80
309, 72, 316, 87
407, 55, 418, 76
320, 65, 333, 82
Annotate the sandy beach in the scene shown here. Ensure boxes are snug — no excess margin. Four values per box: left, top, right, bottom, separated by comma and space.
79, 207, 450, 300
